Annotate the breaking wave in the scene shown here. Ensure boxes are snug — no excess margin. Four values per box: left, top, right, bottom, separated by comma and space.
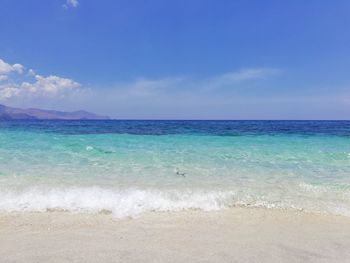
1, 186, 350, 218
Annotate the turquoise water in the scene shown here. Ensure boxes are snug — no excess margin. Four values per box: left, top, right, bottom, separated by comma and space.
0, 120, 350, 217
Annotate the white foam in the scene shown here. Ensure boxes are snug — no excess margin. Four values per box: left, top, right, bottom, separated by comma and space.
86, 145, 94, 151
0, 187, 235, 218
1, 186, 350, 218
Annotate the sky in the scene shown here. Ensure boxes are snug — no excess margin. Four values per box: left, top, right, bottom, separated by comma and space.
0, 0, 350, 119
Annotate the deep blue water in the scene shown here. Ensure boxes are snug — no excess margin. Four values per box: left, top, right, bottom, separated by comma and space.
1, 120, 350, 136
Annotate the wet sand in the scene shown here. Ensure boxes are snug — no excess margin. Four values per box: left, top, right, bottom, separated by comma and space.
1, 208, 350, 263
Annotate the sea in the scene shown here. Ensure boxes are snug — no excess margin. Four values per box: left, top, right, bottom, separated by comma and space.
0, 120, 350, 218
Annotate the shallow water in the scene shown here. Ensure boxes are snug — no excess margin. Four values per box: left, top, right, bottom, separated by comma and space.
1, 120, 350, 217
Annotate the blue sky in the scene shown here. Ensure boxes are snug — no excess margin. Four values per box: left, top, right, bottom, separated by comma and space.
0, 0, 350, 119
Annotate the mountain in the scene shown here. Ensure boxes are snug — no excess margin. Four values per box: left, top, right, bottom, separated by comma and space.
0, 104, 109, 120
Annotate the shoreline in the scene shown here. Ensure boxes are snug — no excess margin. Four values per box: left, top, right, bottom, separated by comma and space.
1, 207, 350, 262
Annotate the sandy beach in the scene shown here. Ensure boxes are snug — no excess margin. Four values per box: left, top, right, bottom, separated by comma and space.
1, 208, 350, 263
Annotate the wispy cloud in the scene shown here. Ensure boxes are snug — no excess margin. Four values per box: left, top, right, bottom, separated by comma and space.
107, 67, 281, 99
214, 68, 280, 82
201, 68, 281, 92
72, 67, 282, 118
63, 0, 79, 9
115, 77, 185, 98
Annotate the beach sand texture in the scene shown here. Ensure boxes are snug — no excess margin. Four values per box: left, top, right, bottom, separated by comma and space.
1, 208, 350, 263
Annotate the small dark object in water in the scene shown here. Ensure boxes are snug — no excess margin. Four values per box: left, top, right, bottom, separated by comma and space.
175, 168, 186, 177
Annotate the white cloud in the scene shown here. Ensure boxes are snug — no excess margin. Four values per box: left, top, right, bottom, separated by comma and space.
0, 75, 8, 81
0, 59, 23, 75
12, 64, 24, 74
0, 58, 81, 101
0, 85, 21, 99
63, 0, 79, 8
28, 69, 35, 76
21, 75, 81, 97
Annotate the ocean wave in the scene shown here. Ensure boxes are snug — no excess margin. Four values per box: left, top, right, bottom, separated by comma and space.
0, 187, 349, 218
0, 187, 234, 218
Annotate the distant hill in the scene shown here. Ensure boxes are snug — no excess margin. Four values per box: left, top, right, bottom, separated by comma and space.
0, 104, 109, 120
